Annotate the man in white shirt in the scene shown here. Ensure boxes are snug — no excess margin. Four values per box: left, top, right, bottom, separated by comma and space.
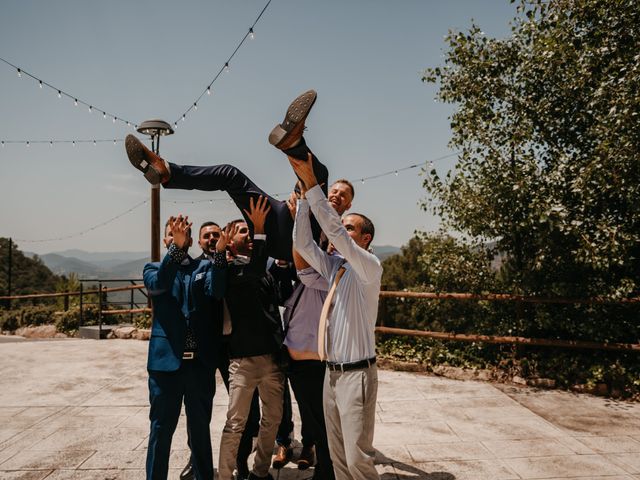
289, 154, 382, 480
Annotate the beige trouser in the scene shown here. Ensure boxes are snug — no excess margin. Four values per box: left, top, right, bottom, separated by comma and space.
323, 365, 379, 480
218, 354, 285, 480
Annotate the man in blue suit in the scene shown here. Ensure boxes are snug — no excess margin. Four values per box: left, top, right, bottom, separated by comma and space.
144, 214, 230, 480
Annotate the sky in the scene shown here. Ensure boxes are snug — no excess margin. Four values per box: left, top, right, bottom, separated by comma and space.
0, 0, 516, 255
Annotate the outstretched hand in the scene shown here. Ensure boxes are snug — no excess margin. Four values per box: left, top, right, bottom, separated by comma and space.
243, 195, 271, 235
216, 222, 239, 253
288, 152, 318, 191
168, 215, 192, 250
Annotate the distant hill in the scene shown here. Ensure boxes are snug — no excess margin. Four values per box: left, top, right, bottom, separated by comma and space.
372, 245, 401, 261
26, 246, 401, 278
24, 250, 149, 280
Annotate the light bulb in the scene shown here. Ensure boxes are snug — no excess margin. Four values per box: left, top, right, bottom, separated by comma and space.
361, 179, 365, 184
50, 141, 53, 147
207, 86, 211, 95
74, 99, 78, 106
395, 171, 398, 176
224, 62, 230, 72
72, 141, 76, 147
113, 117, 116, 123
17, 68, 21, 77
88, 105, 92, 113
57, 90, 62, 98
249, 28, 255, 40
182, 114, 186, 122
93, 140, 97, 146
39, 80, 43, 88
194, 103, 197, 110
113, 140, 116, 145
1, 141, 4, 147
103, 112, 106, 119
26, 141, 30, 147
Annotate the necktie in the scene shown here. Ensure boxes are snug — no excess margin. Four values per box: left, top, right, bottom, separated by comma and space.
317, 266, 346, 361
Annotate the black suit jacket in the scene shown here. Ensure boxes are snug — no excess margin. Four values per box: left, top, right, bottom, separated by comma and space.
224, 239, 283, 359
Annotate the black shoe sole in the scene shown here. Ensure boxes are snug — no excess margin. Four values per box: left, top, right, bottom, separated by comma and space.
125, 134, 162, 185
268, 90, 317, 147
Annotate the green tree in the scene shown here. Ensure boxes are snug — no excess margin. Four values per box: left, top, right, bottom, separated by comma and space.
422, 0, 640, 302
0, 238, 62, 307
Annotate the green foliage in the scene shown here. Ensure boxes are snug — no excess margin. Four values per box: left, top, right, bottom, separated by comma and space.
0, 238, 63, 306
422, 0, 640, 297
0, 305, 58, 331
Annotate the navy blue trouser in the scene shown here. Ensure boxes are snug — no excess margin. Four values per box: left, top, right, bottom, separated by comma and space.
147, 359, 215, 480
164, 139, 329, 261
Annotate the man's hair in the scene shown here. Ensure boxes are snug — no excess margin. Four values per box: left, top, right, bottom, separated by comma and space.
349, 213, 375, 247
225, 218, 246, 230
332, 178, 355, 199
199, 221, 220, 236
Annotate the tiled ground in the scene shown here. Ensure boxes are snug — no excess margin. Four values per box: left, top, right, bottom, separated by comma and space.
1, 338, 639, 479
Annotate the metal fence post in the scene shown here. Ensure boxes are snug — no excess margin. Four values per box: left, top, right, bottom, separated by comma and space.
98, 282, 103, 339
79, 283, 83, 327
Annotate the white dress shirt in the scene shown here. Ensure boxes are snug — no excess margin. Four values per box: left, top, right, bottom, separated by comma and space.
293, 185, 382, 363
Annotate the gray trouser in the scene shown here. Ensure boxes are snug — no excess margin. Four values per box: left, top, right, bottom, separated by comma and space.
218, 354, 285, 480
323, 365, 379, 480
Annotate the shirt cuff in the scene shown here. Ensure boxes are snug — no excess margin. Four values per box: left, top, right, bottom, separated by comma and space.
254, 233, 266, 241
167, 243, 187, 264
297, 266, 316, 275
305, 185, 324, 204
211, 251, 227, 268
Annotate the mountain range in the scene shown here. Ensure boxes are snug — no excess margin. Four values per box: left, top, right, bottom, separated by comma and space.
26, 245, 401, 279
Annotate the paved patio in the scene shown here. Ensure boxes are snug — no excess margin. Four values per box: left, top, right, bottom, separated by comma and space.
0, 337, 639, 479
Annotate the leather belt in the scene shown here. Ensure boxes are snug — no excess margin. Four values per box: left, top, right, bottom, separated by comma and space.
327, 357, 376, 372
182, 351, 196, 360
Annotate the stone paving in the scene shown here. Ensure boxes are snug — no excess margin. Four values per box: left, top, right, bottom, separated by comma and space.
1, 337, 640, 479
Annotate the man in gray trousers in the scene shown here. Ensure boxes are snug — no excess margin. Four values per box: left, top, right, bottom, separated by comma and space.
288, 153, 382, 480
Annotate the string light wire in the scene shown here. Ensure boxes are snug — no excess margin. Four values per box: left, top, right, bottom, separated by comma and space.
172, 0, 272, 126
11, 152, 458, 242
15, 199, 149, 243
0, 57, 138, 129
1, 138, 123, 147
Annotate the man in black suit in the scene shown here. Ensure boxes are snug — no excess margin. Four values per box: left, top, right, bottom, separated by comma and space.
218, 197, 285, 480
143, 215, 228, 480
179, 221, 261, 480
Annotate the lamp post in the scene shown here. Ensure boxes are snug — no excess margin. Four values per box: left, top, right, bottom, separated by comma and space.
136, 120, 174, 262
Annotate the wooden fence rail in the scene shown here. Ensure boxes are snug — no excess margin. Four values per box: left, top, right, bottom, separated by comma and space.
2, 286, 639, 352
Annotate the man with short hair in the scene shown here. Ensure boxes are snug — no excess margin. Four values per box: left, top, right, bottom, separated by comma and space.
144, 215, 229, 480
290, 155, 382, 480
179, 221, 261, 480
218, 197, 286, 480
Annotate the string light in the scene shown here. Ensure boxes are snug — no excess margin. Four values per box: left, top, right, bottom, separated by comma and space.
172, 0, 272, 126
0, 138, 125, 147
15, 199, 149, 243
0, 57, 138, 128
193, 103, 198, 110
88, 105, 93, 113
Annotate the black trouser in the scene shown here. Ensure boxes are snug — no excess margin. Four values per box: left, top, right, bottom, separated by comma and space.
163, 138, 328, 261
288, 358, 335, 480
275, 376, 314, 448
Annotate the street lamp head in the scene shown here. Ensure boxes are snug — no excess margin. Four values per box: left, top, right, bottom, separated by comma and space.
137, 119, 174, 137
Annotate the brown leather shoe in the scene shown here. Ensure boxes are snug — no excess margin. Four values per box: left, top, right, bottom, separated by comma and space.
268, 90, 317, 150
125, 134, 171, 185
271, 444, 293, 469
297, 444, 315, 470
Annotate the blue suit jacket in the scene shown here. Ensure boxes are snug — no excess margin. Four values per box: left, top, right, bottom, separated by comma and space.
143, 252, 226, 372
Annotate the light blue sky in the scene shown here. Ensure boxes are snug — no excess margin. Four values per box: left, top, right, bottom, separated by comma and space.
0, 0, 515, 255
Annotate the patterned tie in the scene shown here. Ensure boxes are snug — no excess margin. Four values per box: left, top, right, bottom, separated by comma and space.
317, 266, 346, 361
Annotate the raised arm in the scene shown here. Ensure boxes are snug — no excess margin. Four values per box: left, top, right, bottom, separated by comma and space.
293, 196, 336, 281
289, 155, 382, 284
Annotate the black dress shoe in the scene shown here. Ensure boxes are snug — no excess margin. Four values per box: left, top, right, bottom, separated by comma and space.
268, 90, 317, 150
180, 458, 194, 480
247, 473, 274, 480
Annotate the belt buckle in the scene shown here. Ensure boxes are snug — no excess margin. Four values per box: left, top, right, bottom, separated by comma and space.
183, 352, 194, 360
